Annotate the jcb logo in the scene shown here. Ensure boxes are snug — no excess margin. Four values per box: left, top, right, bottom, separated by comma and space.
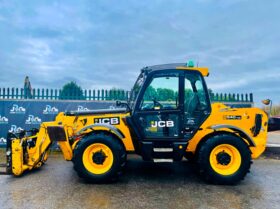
94, 117, 120, 125
151, 121, 174, 128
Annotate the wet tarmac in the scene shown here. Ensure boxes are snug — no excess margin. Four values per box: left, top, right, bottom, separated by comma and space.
0, 154, 279, 209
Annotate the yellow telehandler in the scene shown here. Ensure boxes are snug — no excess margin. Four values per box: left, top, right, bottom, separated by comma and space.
0, 62, 268, 184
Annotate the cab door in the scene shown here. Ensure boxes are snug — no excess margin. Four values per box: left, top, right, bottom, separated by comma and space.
183, 71, 211, 137
132, 70, 184, 140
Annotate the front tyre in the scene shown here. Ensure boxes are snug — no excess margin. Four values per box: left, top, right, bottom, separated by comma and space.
197, 134, 251, 185
73, 133, 126, 183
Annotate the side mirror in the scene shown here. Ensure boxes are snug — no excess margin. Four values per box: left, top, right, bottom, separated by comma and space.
115, 100, 131, 112
116, 100, 121, 107
262, 99, 271, 106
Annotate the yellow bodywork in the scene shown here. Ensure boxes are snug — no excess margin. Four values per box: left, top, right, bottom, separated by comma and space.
10, 112, 134, 175
176, 66, 209, 77
187, 103, 268, 159
10, 101, 268, 176
54, 112, 135, 151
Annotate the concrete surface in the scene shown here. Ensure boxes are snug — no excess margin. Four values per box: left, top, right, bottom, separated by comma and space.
265, 132, 280, 158
0, 154, 280, 209
267, 132, 280, 146
0, 133, 279, 209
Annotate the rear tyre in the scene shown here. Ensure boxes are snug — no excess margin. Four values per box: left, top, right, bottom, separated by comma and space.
73, 133, 126, 183
197, 134, 251, 185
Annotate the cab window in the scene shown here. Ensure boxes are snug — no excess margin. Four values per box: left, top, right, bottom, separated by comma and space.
184, 72, 209, 117
140, 76, 179, 111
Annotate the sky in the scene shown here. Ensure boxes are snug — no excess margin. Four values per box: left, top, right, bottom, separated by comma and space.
0, 0, 279, 106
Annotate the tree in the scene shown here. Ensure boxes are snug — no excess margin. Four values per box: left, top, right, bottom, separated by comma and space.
24, 76, 32, 99
143, 86, 157, 100
208, 88, 214, 100
208, 88, 213, 95
156, 88, 175, 101
59, 81, 84, 100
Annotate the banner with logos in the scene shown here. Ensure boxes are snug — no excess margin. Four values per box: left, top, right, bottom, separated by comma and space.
0, 100, 115, 147
0, 100, 252, 147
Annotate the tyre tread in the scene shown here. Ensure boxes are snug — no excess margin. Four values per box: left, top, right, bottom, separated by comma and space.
197, 134, 251, 185
72, 133, 126, 183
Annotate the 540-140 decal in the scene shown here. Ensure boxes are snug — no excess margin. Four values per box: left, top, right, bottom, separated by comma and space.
223, 115, 242, 120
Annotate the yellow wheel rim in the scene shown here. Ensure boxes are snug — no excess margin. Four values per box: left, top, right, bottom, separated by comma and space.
82, 143, 114, 175
209, 144, 241, 176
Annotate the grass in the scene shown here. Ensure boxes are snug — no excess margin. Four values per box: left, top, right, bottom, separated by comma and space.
0, 148, 5, 163
263, 105, 280, 116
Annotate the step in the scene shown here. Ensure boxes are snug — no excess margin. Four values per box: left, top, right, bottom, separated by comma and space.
153, 148, 173, 152
153, 158, 173, 163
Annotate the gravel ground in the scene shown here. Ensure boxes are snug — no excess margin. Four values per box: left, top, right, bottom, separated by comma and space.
0, 133, 279, 209
0, 153, 279, 209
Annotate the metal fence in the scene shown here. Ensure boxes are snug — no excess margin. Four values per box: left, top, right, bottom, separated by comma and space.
0, 88, 129, 101
0, 100, 117, 148
0, 87, 254, 103
210, 93, 253, 103
0, 88, 254, 147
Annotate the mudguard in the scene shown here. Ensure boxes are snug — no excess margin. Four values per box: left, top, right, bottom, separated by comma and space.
76, 123, 125, 140
209, 124, 256, 146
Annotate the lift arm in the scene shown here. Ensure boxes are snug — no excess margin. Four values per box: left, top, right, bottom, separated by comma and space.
1, 122, 73, 176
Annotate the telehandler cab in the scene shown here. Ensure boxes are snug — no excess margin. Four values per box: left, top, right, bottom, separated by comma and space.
0, 62, 268, 184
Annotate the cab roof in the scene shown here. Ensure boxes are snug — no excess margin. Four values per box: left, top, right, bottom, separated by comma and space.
144, 63, 209, 77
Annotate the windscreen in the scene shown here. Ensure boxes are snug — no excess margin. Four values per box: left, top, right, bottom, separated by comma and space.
128, 71, 146, 109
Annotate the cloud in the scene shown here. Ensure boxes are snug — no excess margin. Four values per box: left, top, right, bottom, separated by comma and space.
208, 68, 280, 90
0, 0, 279, 106
20, 38, 52, 58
